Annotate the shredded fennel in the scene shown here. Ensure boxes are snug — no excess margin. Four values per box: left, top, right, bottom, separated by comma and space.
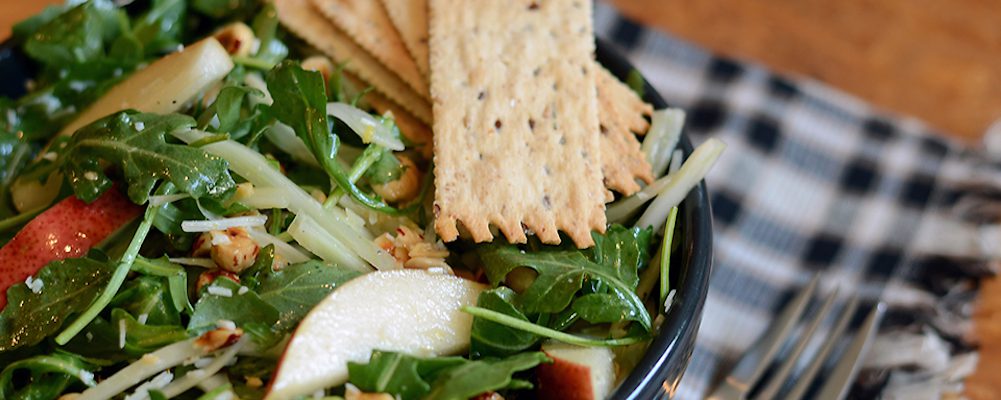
171, 129, 394, 271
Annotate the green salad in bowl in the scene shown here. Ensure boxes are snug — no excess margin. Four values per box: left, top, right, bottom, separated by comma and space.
0, 1, 723, 399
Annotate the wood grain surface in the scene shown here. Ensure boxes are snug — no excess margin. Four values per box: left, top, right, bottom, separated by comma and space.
3, 0, 1001, 397
608, 0, 1000, 143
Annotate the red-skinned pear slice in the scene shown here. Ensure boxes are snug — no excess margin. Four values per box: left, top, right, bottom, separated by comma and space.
536, 341, 616, 400
265, 270, 486, 400
0, 189, 142, 309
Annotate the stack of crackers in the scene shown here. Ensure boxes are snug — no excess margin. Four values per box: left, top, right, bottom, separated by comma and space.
275, 0, 654, 248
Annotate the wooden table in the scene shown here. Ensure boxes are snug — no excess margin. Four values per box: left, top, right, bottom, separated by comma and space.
4, 0, 1000, 397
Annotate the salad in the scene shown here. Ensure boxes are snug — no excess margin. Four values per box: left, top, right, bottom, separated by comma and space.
0, 1, 724, 399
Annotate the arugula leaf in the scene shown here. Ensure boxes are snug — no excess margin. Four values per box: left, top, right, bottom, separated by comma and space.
64, 308, 188, 360
424, 352, 550, 400
348, 351, 466, 400
23, 0, 119, 66
132, 256, 191, 313
188, 277, 279, 334
12, 4, 72, 40
572, 293, 647, 324
478, 225, 653, 329
243, 246, 361, 332
469, 288, 537, 358
109, 276, 181, 326
59, 111, 235, 204
0, 258, 112, 352
0, 353, 95, 400
151, 198, 201, 250
113, 309, 189, 354
590, 225, 652, 289
265, 61, 399, 214
364, 149, 403, 185
0, 129, 32, 217
133, 0, 187, 55
198, 85, 264, 134
348, 351, 548, 400
573, 225, 653, 326
228, 356, 275, 399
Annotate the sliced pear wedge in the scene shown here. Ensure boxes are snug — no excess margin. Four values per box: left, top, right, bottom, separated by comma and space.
59, 37, 234, 137
537, 341, 616, 400
265, 270, 487, 400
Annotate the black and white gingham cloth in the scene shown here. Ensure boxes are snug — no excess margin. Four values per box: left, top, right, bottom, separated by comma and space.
594, 4, 1001, 399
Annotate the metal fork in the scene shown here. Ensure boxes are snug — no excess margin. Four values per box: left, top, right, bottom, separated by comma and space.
707, 276, 885, 400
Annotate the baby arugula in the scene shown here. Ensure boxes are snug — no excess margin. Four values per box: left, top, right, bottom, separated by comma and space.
265, 61, 403, 214
0, 258, 112, 353
58, 111, 235, 205
0, 352, 96, 400
466, 225, 654, 358
477, 225, 654, 331
348, 350, 550, 400
189, 245, 361, 346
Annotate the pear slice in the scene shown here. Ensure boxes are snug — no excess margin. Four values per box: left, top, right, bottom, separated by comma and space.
265, 270, 487, 400
537, 341, 616, 400
59, 37, 234, 137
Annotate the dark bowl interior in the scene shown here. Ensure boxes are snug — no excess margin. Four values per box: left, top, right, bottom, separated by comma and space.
0, 35, 713, 400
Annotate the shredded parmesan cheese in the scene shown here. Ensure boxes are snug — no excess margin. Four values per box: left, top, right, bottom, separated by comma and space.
119, 319, 127, 349
25, 276, 44, 294
206, 286, 233, 297
181, 215, 268, 233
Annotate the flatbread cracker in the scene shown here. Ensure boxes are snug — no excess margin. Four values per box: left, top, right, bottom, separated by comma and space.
379, 0, 430, 78
275, 0, 432, 124
430, 0, 607, 248
596, 67, 655, 195
370, 0, 652, 194
311, 0, 429, 99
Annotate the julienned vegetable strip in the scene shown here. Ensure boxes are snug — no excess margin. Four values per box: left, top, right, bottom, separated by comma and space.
56, 184, 174, 345
159, 338, 247, 398
659, 207, 679, 309
326, 103, 405, 151
461, 306, 646, 347
636, 138, 726, 233
288, 214, 371, 272
76, 336, 219, 400
642, 108, 685, 179
171, 129, 396, 271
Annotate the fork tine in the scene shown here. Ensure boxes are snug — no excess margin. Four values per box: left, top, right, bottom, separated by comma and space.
754, 287, 840, 400
815, 302, 885, 400
708, 276, 820, 400
785, 296, 860, 400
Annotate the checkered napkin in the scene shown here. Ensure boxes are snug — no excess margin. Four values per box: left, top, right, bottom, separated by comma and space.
593, 3, 1001, 399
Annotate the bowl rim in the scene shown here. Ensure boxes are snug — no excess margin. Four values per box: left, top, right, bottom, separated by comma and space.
0, 34, 714, 400
596, 38, 714, 400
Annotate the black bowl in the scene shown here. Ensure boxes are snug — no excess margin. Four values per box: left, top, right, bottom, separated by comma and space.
0, 35, 713, 400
